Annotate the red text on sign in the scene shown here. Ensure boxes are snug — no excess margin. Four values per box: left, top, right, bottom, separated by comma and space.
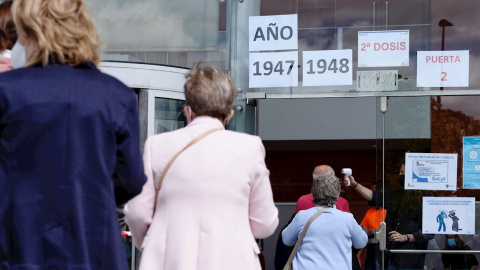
426, 56, 461, 63
441, 72, 447, 81
360, 43, 371, 51
373, 42, 407, 51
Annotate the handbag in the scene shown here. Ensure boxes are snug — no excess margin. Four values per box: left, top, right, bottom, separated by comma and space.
283, 207, 328, 270
153, 128, 220, 214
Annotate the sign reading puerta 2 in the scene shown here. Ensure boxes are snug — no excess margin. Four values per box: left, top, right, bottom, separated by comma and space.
249, 14, 470, 89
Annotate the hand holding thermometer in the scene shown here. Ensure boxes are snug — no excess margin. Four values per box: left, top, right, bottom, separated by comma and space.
341, 168, 352, 186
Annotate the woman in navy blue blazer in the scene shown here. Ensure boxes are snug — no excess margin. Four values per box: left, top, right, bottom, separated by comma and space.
0, 0, 146, 269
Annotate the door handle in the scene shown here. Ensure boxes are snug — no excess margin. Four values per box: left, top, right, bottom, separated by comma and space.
375, 221, 387, 251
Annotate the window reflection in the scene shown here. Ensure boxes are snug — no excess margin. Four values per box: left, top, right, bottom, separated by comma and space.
91, 0, 226, 69
432, 96, 480, 199
264, 95, 480, 268
258, 0, 480, 92
154, 98, 186, 134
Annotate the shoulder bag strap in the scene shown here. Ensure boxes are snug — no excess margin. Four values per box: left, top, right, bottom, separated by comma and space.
153, 128, 220, 214
283, 207, 329, 270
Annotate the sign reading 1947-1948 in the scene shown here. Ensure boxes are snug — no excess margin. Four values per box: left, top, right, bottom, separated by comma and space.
302, 49, 352, 86
248, 14, 298, 88
417, 50, 469, 87
358, 30, 409, 67
249, 14, 297, 52
249, 51, 298, 88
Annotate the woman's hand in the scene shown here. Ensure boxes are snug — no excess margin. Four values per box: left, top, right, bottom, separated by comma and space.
389, 231, 407, 242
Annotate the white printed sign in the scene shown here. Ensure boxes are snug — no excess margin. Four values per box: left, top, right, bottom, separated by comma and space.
249, 14, 298, 52
423, 197, 475, 235
417, 50, 469, 87
249, 51, 298, 88
405, 153, 457, 191
302, 49, 352, 86
358, 30, 409, 67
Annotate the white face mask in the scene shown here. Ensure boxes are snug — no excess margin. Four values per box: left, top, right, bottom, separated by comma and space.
11, 42, 26, 69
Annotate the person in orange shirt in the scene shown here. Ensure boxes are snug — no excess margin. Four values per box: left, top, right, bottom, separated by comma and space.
358, 180, 391, 270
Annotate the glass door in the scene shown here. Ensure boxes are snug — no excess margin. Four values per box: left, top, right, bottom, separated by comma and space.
377, 95, 480, 270
374, 96, 432, 269
148, 90, 186, 136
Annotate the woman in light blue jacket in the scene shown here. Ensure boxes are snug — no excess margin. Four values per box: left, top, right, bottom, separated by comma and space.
282, 166, 367, 269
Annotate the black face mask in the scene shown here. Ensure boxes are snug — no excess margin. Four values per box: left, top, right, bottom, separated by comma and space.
398, 175, 405, 187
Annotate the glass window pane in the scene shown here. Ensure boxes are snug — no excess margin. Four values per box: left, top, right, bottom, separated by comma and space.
89, 0, 227, 69
253, 0, 480, 94
154, 98, 186, 134
89, 0, 219, 52
381, 96, 480, 268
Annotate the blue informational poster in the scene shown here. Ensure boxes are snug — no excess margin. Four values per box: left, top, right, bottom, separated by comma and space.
463, 137, 480, 189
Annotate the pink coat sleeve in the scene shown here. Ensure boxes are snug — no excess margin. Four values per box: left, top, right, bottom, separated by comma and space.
124, 137, 156, 249
248, 137, 279, 239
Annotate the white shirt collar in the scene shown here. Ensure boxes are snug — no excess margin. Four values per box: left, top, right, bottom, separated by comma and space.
188, 116, 225, 130
0, 50, 11, 58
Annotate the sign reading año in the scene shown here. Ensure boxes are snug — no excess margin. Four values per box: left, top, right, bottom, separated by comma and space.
249, 14, 298, 52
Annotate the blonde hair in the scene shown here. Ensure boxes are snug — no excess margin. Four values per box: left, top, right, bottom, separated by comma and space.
12, 0, 101, 66
184, 62, 237, 120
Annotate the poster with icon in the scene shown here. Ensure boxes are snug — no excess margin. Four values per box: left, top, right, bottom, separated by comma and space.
463, 137, 480, 189
423, 197, 475, 235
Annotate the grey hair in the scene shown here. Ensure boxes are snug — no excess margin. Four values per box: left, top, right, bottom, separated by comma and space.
184, 61, 236, 121
312, 174, 340, 206
312, 166, 335, 179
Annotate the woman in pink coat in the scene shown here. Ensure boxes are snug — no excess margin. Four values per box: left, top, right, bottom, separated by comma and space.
124, 62, 279, 270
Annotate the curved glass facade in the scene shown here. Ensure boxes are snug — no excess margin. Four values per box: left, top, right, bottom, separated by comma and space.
91, 1, 480, 269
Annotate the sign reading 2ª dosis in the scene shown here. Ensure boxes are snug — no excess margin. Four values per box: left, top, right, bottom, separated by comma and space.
358, 30, 409, 67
